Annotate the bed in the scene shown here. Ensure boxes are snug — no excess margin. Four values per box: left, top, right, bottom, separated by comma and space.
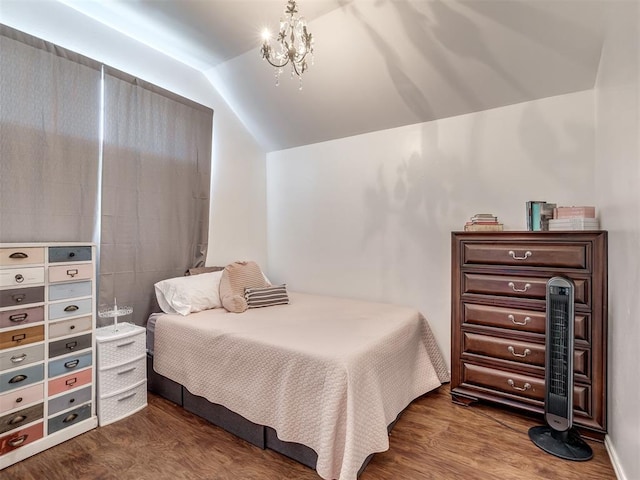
146, 291, 449, 480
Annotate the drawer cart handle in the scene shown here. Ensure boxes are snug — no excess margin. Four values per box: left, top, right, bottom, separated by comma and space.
64, 304, 79, 312
118, 367, 136, 375
15, 274, 24, 283
12, 333, 27, 343
9, 313, 28, 323
9, 252, 28, 259
63, 413, 78, 423
10, 354, 28, 364
8, 434, 28, 447
9, 415, 27, 425
507, 314, 531, 326
12, 294, 26, 303
508, 346, 531, 358
508, 250, 532, 260
65, 377, 78, 386
66, 269, 78, 278
118, 392, 137, 402
9, 374, 27, 384
116, 341, 135, 348
64, 359, 80, 369
508, 282, 531, 293
66, 341, 78, 351
507, 379, 531, 392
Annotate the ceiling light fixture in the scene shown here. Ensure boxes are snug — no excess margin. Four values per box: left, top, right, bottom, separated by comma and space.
260, 0, 314, 90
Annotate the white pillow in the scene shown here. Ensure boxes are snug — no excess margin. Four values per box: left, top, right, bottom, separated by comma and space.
154, 270, 223, 316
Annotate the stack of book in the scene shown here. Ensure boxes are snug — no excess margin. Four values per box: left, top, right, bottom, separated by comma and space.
548, 206, 599, 231
464, 214, 503, 232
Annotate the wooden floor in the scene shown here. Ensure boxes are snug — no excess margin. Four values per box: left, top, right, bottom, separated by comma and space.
3, 386, 616, 480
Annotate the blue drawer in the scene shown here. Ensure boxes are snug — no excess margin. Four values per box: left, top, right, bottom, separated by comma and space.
48, 403, 92, 434
49, 246, 92, 263
0, 363, 44, 393
48, 385, 92, 416
49, 298, 92, 321
49, 281, 92, 301
48, 351, 92, 378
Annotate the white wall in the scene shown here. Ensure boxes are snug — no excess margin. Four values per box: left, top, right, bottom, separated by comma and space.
267, 90, 596, 363
0, 1, 268, 268
595, 3, 640, 480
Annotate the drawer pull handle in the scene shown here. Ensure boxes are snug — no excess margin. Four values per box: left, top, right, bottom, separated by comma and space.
64, 359, 80, 369
117, 367, 136, 375
65, 377, 78, 386
9, 415, 27, 425
9, 252, 28, 259
9, 374, 27, 384
15, 274, 24, 283
507, 379, 531, 392
12, 333, 27, 343
12, 294, 26, 303
508, 314, 531, 326
118, 392, 137, 402
66, 269, 79, 278
16, 397, 23, 403
66, 341, 78, 351
116, 341, 135, 348
69, 252, 76, 258
63, 413, 79, 423
508, 250, 532, 260
508, 346, 531, 358
9, 313, 28, 322
8, 435, 28, 447
64, 304, 79, 312
508, 282, 531, 293
10, 354, 28, 363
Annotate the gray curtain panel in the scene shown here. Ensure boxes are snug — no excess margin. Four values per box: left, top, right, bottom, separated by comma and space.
0, 26, 101, 242
99, 69, 212, 326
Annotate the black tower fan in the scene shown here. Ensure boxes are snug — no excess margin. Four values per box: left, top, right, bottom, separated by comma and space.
528, 276, 593, 461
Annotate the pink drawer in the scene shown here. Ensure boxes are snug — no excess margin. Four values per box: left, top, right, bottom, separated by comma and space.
48, 368, 92, 396
0, 306, 44, 329
0, 421, 43, 455
48, 264, 93, 283
0, 248, 44, 267
0, 383, 44, 414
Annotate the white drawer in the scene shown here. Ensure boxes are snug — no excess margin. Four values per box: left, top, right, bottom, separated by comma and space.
98, 355, 146, 396
97, 327, 145, 368
0, 267, 45, 288
98, 379, 147, 426
49, 316, 93, 339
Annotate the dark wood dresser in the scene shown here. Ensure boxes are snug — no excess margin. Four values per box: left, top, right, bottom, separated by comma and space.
450, 231, 607, 440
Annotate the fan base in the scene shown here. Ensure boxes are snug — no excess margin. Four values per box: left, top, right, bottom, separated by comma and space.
528, 425, 593, 461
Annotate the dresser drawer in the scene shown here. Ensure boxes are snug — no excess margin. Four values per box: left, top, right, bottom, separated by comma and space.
0, 421, 43, 455
462, 273, 588, 306
462, 332, 589, 377
48, 403, 92, 434
49, 351, 93, 379
49, 333, 92, 358
0, 248, 45, 267
97, 330, 145, 368
48, 263, 93, 283
49, 316, 92, 340
48, 386, 92, 416
462, 303, 588, 340
0, 402, 43, 434
49, 298, 93, 321
0, 286, 44, 309
49, 246, 92, 263
0, 344, 45, 372
0, 306, 44, 329
0, 364, 44, 393
0, 383, 44, 414
99, 355, 146, 395
48, 368, 92, 396
49, 280, 92, 301
0, 325, 44, 350
98, 379, 146, 426
0, 267, 45, 288
462, 243, 587, 269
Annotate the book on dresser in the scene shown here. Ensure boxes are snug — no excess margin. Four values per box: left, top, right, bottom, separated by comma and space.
1, 243, 98, 469
450, 231, 608, 440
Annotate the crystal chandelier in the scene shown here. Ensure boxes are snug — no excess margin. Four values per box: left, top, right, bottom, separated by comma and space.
260, 0, 314, 89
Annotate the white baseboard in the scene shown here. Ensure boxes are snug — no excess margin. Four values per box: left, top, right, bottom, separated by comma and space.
605, 435, 627, 480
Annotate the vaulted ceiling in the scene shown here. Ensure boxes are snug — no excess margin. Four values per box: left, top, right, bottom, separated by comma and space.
57, 0, 607, 152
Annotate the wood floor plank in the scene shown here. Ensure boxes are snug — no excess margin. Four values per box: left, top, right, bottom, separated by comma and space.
2, 386, 616, 479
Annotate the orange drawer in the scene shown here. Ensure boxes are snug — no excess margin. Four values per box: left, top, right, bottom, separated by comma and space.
462, 243, 587, 269
48, 263, 93, 283
0, 325, 44, 350
0, 421, 43, 455
462, 303, 589, 340
48, 368, 92, 396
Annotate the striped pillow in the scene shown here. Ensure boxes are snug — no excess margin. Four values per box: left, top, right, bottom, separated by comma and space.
245, 284, 289, 309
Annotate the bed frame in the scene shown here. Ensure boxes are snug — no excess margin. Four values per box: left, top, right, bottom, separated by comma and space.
146, 353, 399, 476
